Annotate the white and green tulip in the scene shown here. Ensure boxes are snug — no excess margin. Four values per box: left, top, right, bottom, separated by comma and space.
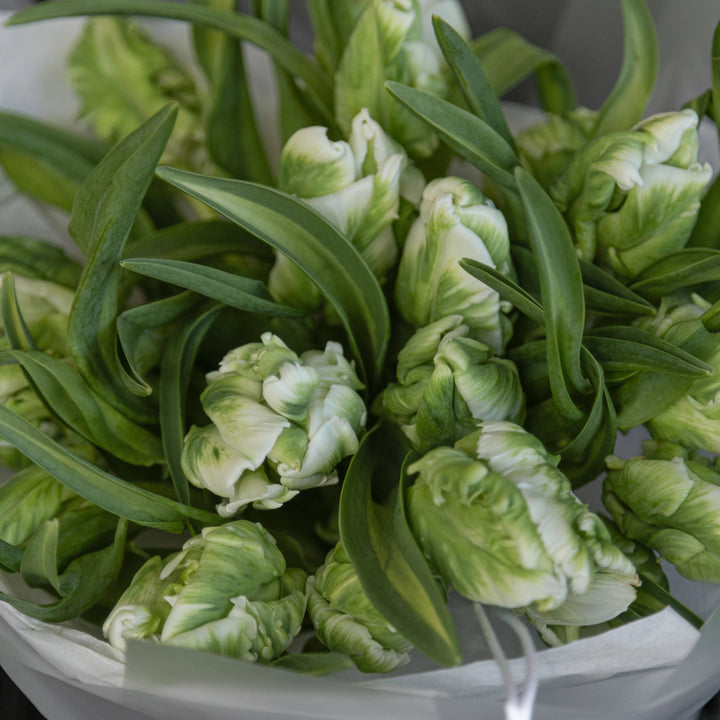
181, 334, 366, 515
269, 110, 420, 313
604, 442, 720, 583
381, 315, 524, 452
395, 177, 513, 352
635, 294, 720, 452
307, 541, 413, 672
550, 109, 712, 276
407, 421, 638, 628
103, 520, 308, 661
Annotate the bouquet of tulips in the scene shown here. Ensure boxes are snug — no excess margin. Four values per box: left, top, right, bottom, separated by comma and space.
2, 0, 720, 705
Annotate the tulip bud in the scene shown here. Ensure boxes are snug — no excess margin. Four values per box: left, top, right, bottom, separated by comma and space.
631, 294, 720, 451
604, 441, 720, 582
550, 109, 712, 275
181, 334, 366, 515
407, 421, 638, 627
380, 315, 524, 452
307, 541, 413, 672
269, 110, 420, 313
104, 520, 308, 661
395, 177, 513, 352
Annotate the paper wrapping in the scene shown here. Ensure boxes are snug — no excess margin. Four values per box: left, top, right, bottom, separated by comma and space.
3, 6, 720, 719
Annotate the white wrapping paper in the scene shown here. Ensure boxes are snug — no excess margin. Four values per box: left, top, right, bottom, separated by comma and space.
3, 5, 720, 719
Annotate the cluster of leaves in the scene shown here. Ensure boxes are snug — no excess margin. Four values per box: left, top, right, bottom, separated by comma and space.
0, 0, 719, 672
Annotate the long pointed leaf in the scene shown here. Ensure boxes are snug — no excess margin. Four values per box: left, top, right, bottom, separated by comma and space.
0, 539, 23, 574
592, 0, 658, 136
68, 105, 176, 420
7, 0, 333, 125
155, 167, 389, 389
120, 258, 304, 318
339, 425, 461, 667
0, 519, 127, 623
515, 167, 588, 419
159, 303, 223, 506
460, 258, 544, 325
0, 111, 104, 214
124, 220, 274, 262
192, 0, 272, 184
385, 81, 519, 189
433, 17, 515, 150
0, 403, 219, 531
117, 292, 201, 384
630, 249, 720, 301
558, 350, 616, 487
584, 326, 713, 376
0, 349, 165, 466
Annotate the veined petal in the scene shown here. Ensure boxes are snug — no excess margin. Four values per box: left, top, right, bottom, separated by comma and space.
304, 175, 375, 239
262, 362, 320, 422
279, 415, 358, 488
374, 0, 415, 64
634, 109, 699, 166
277, 126, 356, 198
181, 424, 252, 498
307, 384, 368, 437
218, 468, 299, 514
300, 341, 364, 390
202, 392, 290, 466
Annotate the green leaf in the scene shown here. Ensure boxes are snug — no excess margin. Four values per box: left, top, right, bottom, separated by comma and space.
592, 0, 658, 137
579, 258, 655, 317
0, 235, 82, 288
154, 167, 390, 389
307, 0, 341, 75
68, 104, 176, 420
120, 258, 304, 318
459, 258, 544, 325
630, 249, 720, 301
0, 272, 35, 351
270, 652, 355, 676
0, 402, 219, 531
339, 424, 461, 668
193, 0, 272, 184
471, 27, 576, 114
515, 167, 589, 419
334, 4, 384, 136
0, 111, 104, 213
0, 539, 22, 573
0, 519, 127, 623
433, 17, 515, 150
687, 174, 720, 249
117, 292, 201, 384
124, 220, 274, 262
7, 0, 334, 126
583, 326, 713, 376
20, 519, 61, 593
385, 81, 519, 189
159, 303, 222, 506
0, 349, 165, 466
637, 572, 703, 630
557, 350, 616, 487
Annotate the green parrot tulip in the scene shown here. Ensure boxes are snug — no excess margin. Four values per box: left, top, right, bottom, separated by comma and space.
307, 541, 413, 672
395, 177, 514, 352
407, 421, 638, 629
181, 334, 367, 515
380, 315, 525, 452
103, 520, 308, 661
604, 440, 720, 583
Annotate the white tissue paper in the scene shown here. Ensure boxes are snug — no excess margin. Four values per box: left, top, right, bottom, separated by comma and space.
3, 6, 720, 720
